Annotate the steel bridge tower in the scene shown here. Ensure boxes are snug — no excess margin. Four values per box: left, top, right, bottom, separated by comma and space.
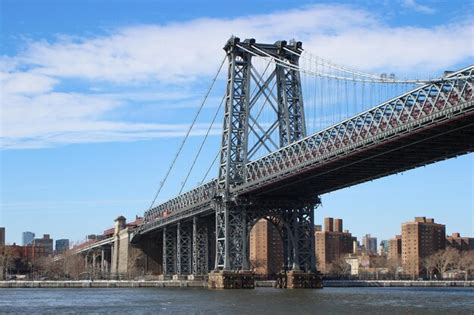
214, 37, 320, 280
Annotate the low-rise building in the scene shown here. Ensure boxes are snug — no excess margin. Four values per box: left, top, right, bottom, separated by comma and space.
32, 234, 54, 257
446, 233, 474, 251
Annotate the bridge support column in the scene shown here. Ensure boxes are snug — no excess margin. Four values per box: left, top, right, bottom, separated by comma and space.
176, 221, 192, 278
276, 203, 322, 289
210, 202, 254, 289
100, 249, 105, 274
191, 217, 208, 279
84, 253, 89, 270
162, 226, 176, 277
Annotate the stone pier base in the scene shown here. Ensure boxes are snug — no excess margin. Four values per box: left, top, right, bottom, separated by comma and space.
187, 274, 205, 281
276, 271, 322, 289
158, 274, 172, 280
208, 270, 255, 289
172, 274, 188, 280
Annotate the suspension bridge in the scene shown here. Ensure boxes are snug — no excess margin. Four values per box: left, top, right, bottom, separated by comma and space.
77, 37, 473, 288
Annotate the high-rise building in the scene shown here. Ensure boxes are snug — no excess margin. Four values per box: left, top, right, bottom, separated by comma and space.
324, 218, 334, 232
32, 234, 54, 257
55, 239, 70, 254
388, 235, 402, 261
0, 227, 5, 246
402, 217, 445, 277
446, 233, 474, 251
22, 231, 35, 246
362, 234, 377, 254
249, 219, 284, 277
333, 219, 343, 233
315, 217, 356, 273
379, 240, 389, 255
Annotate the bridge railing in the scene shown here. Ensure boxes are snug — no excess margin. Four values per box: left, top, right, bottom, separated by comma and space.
242, 66, 473, 189
143, 179, 218, 224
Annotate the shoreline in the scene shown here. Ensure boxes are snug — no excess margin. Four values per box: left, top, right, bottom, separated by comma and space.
0, 280, 473, 288
323, 280, 474, 287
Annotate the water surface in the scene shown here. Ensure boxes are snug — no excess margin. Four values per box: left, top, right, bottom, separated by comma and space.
0, 287, 473, 314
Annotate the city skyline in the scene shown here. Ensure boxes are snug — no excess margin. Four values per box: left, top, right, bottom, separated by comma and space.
1, 1, 473, 246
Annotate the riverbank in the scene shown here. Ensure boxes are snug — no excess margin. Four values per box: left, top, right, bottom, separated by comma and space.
323, 280, 474, 287
1, 279, 473, 288
0, 280, 207, 288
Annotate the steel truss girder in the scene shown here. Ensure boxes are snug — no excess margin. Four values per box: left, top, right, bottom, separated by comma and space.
163, 226, 176, 275
177, 221, 192, 275
242, 66, 474, 191
192, 217, 209, 275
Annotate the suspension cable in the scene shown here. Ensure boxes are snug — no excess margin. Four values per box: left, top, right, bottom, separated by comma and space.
238, 43, 452, 84
285, 47, 382, 81
178, 93, 225, 194
201, 151, 219, 183
147, 55, 226, 210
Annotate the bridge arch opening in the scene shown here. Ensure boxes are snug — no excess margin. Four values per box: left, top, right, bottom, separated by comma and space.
248, 217, 285, 279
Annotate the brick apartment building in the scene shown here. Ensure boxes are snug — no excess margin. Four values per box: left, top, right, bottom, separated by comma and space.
446, 232, 474, 251
315, 217, 355, 273
388, 235, 402, 261
401, 217, 445, 277
249, 219, 284, 277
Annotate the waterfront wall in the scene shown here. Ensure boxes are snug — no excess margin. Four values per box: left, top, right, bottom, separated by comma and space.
323, 280, 474, 287
0, 280, 207, 288
1, 280, 473, 288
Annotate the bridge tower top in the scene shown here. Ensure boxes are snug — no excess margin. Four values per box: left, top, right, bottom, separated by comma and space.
218, 37, 307, 195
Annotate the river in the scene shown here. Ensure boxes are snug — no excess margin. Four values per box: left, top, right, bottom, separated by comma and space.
0, 287, 473, 314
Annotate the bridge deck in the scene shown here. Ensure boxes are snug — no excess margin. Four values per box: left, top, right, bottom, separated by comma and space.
138, 65, 473, 236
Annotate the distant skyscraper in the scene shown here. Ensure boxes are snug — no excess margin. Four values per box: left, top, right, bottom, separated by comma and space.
402, 217, 445, 277
0, 227, 5, 246
55, 239, 70, 254
22, 231, 35, 246
379, 240, 389, 255
362, 234, 377, 254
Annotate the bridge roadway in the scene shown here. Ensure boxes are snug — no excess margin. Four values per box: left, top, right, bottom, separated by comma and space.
136, 65, 474, 238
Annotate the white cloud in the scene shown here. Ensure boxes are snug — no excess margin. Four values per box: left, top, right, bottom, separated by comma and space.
1, 90, 220, 148
1, 71, 57, 95
1, 4, 473, 149
402, 0, 435, 14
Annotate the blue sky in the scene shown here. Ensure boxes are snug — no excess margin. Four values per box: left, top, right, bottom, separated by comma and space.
1, 0, 473, 246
